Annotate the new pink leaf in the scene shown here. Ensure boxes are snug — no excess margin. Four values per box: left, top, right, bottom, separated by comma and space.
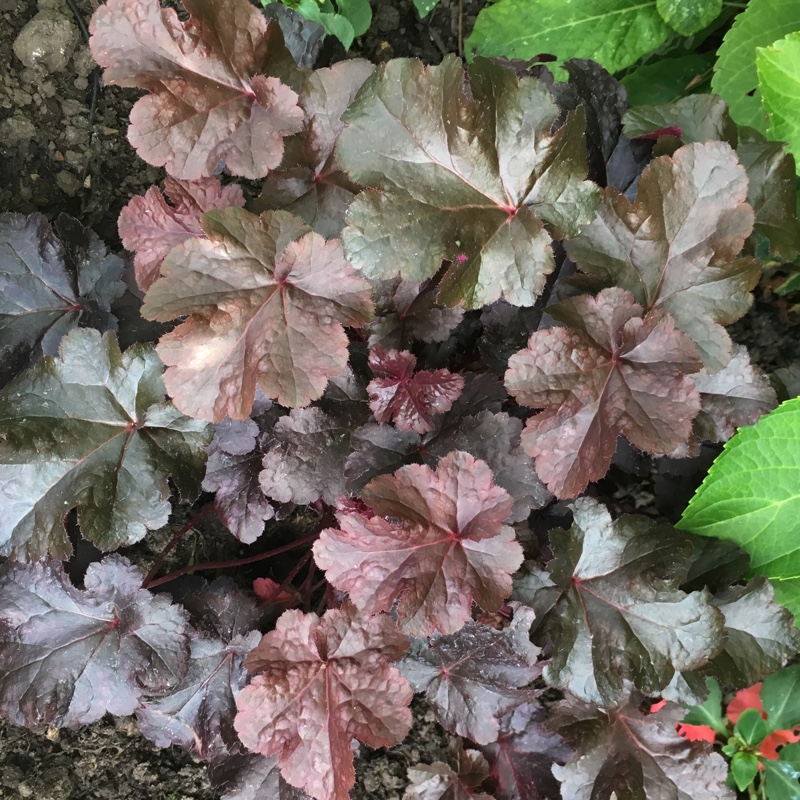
314, 451, 521, 637
505, 288, 703, 498
89, 0, 304, 179
234, 603, 412, 800
140, 207, 374, 421
367, 346, 465, 434
119, 177, 245, 292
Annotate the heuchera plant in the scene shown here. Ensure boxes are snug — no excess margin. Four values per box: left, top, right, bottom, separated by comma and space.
1, 1, 800, 799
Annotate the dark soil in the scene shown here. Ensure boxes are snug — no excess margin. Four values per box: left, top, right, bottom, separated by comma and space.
0, 0, 796, 798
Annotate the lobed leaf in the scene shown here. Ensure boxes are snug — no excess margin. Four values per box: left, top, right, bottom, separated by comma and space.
525, 498, 725, 708
119, 177, 245, 292
367, 346, 464, 434
476, 701, 573, 800
234, 603, 412, 800
565, 141, 759, 371
136, 581, 263, 761
505, 287, 702, 498
0, 212, 124, 389
0, 328, 212, 561
257, 60, 375, 238
399, 605, 541, 745
0, 556, 189, 727
141, 207, 373, 420
89, 0, 305, 179
551, 695, 734, 800
315, 450, 521, 637
337, 56, 598, 309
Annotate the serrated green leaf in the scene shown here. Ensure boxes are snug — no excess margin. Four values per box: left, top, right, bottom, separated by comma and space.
732, 751, 761, 791
677, 398, 800, 612
413, 0, 439, 18
466, 0, 671, 78
683, 677, 729, 736
735, 708, 770, 746
621, 53, 714, 106
318, 11, 355, 49
0, 328, 213, 562
711, 0, 800, 133
758, 32, 800, 175
764, 743, 800, 800
763, 665, 800, 731
656, 0, 721, 36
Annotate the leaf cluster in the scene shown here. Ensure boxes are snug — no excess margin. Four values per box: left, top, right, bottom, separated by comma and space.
0, 7, 799, 800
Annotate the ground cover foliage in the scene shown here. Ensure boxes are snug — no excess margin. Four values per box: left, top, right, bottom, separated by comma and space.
1, 0, 800, 798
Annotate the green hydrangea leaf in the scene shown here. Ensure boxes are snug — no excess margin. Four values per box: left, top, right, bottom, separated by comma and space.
711, 0, 800, 133
621, 53, 714, 106
466, 0, 671, 79
656, 0, 721, 36
0, 328, 213, 561
757, 31, 800, 174
762, 665, 800, 731
678, 398, 800, 618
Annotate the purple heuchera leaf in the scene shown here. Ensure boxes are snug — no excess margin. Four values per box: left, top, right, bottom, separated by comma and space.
136, 581, 263, 761
399, 604, 541, 745
209, 753, 312, 800
367, 346, 465, 434
551, 694, 734, 800
337, 56, 599, 309
505, 287, 702, 498
315, 450, 521, 637
119, 177, 246, 292
259, 407, 352, 505
565, 141, 760, 371
140, 207, 374, 420
0, 328, 212, 561
257, 60, 375, 238
0, 212, 125, 388
520, 498, 725, 709
0, 556, 189, 727
476, 701, 572, 800
234, 603, 412, 800
203, 419, 276, 545
405, 740, 494, 800
692, 344, 777, 442
89, 0, 305, 179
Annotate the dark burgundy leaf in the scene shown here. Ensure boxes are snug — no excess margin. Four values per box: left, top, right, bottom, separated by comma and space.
209, 753, 312, 800
262, 3, 324, 69
565, 141, 760, 371
477, 701, 572, 800
399, 605, 541, 744
345, 422, 420, 493
405, 739, 494, 800
553, 59, 652, 195
315, 451, 521, 637
367, 346, 464, 434
234, 603, 412, 800
89, 0, 305, 179
260, 407, 352, 505
119, 177, 246, 292
527, 498, 724, 708
550, 695, 733, 800
257, 60, 375, 238
337, 56, 598, 309
692, 344, 777, 443
707, 577, 800, 688
505, 288, 702, 498
0, 212, 124, 388
0, 329, 212, 561
0, 556, 189, 727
